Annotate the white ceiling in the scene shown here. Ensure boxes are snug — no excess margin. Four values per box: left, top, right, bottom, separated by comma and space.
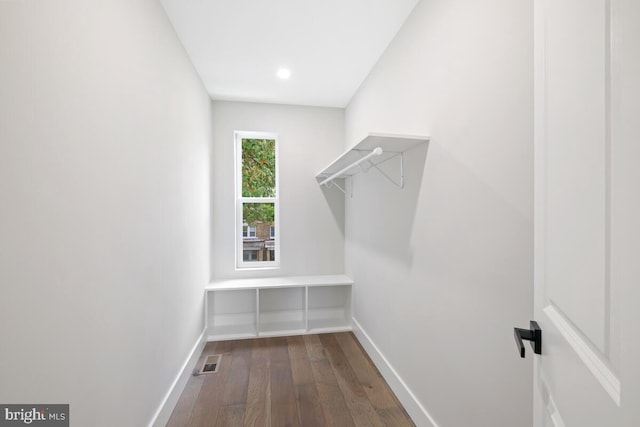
160, 0, 419, 108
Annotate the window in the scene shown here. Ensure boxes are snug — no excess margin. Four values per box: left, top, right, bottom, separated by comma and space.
242, 225, 257, 238
243, 250, 259, 261
235, 132, 279, 268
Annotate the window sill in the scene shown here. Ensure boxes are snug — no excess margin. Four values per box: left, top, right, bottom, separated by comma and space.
235, 265, 281, 272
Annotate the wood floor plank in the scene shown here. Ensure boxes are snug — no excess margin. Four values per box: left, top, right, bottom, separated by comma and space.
216, 404, 245, 427
335, 333, 399, 410
270, 375, 299, 426
377, 407, 416, 427
289, 336, 328, 426
244, 339, 271, 427
259, 336, 298, 425
295, 383, 328, 427
222, 339, 253, 406
303, 334, 326, 361
320, 334, 385, 427
264, 336, 290, 362
271, 402, 300, 427
286, 335, 307, 359
171, 334, 414, 427
186, 340, 234, 426
287, 335, 315, 386
166, 342, 218, 427
186, 379, 226, 425
309, 357, 355, 426
270, 360, 299, 425
334, 333, 380, 381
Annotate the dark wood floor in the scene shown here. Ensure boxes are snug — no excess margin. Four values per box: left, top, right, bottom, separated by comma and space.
167, 332, 415, 426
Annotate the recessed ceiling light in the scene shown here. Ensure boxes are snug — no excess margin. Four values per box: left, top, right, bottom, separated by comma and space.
277, 68, 291, 80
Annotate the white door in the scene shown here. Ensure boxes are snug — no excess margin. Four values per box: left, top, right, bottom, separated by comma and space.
533, 0, 640, 426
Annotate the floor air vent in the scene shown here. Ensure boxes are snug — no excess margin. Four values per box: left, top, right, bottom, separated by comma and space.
196, 354, 221, 375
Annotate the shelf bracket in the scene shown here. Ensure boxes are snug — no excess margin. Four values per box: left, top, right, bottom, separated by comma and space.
327, 179, 347, 195
358, 151, 405, 189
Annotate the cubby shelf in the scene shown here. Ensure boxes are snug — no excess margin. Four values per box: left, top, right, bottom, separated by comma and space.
205, 275, 353, 341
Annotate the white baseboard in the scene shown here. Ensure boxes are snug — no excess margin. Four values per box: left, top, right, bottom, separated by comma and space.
149, 328, 207, 427
352, 318, 439, 427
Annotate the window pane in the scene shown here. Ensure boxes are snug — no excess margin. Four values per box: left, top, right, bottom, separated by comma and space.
242, 203, 276, 263
243, 250, 259, 261
242, 138, 276, 197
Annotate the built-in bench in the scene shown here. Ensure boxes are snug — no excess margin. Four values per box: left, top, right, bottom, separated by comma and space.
205, 275, 353, 341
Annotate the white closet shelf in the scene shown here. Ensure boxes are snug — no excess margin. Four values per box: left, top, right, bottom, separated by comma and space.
207, 274, 353, 290
315, 133, 429, 190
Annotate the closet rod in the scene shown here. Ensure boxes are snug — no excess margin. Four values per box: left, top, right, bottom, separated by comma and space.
319, 147, 383, 187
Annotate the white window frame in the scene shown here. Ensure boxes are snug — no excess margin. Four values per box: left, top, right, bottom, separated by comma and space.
235, 131, 280, 269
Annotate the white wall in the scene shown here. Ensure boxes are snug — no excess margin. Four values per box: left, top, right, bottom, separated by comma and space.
210, 101, 345, 280
345, 1, 533, 426
0, 1, 211, 426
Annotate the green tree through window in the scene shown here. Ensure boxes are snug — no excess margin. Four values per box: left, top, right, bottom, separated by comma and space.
242, 138, 275, 197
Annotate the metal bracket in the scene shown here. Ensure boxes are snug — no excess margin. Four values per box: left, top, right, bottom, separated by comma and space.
326, 179, 347, 195
357, 150, 405, 189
